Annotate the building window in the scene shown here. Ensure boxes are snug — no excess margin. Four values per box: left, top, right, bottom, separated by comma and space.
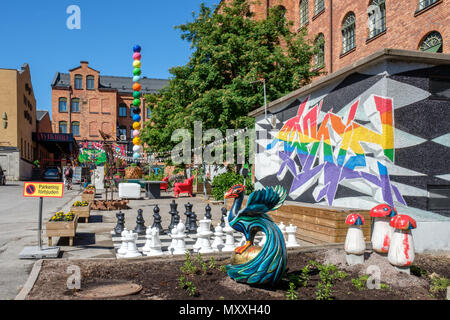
118, 126, 127, 140
74, 75, 83, 90
59, 121, 67, 134
119, 103, 127, 117
71, 98, 80, 113
299, 0, 308, 27
59, 98, 67, 112
314, 0, 324, 15
419, 31, 443, 53
71, 122, 80, 136
368, 0, 386, 39
86, 76, 95, 90
342, 12, 356, 54
418, 0, 439, 10
314, 34, 325, 69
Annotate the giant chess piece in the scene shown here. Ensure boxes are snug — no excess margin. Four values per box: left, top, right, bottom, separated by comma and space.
168, 227, 178, 254
285, 224, 300, 248
204, 204, 214, 231
124, 231, 142, 258
184, 202, 193, 229
167, 200, 179, 233
114, 211, 125, 235
173, 223, 188, 255
222, 223, 235, 252
278, 221, 287, 242
146, 228, 164, 257
198, 219, 214, 254
134, 209, 146, 235
151, 205, 164, 235
187, 206, 198, 234
117, 229, 129, 257
142, 227, 153, 254
220, 207, 227, 228
212, 224, 225, 252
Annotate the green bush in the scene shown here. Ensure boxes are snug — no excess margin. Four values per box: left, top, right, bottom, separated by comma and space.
211, 171, 245, 201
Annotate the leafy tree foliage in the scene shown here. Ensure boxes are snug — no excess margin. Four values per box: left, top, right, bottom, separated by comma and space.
141, 0, 320, 153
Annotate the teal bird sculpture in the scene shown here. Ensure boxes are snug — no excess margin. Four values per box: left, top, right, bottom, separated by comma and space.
224, 184, 288, 285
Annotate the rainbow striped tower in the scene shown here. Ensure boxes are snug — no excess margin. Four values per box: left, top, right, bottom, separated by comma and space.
131, 45, 142, 160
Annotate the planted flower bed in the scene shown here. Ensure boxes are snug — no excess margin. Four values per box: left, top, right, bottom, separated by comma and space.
25, 248, 449, 300
71, 201, 91, 223
46, 211, 78, 247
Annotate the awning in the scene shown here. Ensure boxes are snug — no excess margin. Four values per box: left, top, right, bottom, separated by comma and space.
33, 132, 79, 156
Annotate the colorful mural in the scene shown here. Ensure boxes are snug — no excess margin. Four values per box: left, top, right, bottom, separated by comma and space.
269, 94, 405, 207
78, 141, 126, 165
254, 63, 450, 212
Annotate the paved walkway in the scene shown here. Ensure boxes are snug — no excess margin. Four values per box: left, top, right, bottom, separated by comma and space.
0, 181, 81, 300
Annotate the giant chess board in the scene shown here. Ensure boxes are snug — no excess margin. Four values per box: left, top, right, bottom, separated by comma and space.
111, 230, 265, 258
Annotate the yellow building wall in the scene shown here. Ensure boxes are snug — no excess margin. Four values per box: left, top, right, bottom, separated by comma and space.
0, 69, 18, 149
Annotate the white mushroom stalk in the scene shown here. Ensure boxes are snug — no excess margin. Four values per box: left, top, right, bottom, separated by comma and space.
344, 213, 366, 265
388, 214, 417, 274
370, 204, 397, 254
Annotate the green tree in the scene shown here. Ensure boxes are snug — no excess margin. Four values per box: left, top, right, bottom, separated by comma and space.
141, 0, 320, 153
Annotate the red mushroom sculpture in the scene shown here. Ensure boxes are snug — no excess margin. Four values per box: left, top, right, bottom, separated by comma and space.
344, 213, 366, 265
370, 204, 397, 254
388, 214, 417, 274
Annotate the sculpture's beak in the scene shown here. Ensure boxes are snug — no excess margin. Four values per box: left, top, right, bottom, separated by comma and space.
224, 190, 236, 199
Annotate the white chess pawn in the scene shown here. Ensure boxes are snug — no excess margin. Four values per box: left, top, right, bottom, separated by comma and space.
147, 228, 164, 256
222, 223, 235, 252
193, 219, 208, 252
212, 225, 225, 252
238, 234, 246, 246
198, 220, 214, 254
142, 227, 153, 254
173, 223, 188, 255
285, 224, 300, 248
168, 227, 178, 253
124, 231, 142, 258
117, 229, 129, 256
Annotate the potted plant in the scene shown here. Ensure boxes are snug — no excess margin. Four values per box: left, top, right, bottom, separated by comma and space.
46, 211, 78, 246
71, 200, 91, 223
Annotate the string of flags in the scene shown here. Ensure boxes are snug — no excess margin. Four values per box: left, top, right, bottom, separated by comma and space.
88, 127, 250, 164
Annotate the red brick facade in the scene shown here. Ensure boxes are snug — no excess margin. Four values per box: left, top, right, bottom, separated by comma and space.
224, 0, 449, 76
51, 62, 165, 152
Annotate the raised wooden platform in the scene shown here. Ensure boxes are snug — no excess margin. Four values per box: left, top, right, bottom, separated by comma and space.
226, 199, 371, 245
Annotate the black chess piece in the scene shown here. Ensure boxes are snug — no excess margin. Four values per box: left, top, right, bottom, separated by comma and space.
188, 208, 198, 234
114, 211, 125, 235
205, 204, 212, 220
184, 202, 193, 227
134, 208, 146, 235
220, 207, 227, 228
167, 200, 179, 233
151, 205, 164, 235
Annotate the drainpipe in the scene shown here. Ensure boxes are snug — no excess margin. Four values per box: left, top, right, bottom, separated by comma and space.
68, 91, 72, 134
329, 0, 333, 73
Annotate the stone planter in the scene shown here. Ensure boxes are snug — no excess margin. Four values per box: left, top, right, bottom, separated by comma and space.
46, 215, 78, 246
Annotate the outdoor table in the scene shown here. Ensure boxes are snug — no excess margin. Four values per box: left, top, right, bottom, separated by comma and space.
140, 181, 168, 199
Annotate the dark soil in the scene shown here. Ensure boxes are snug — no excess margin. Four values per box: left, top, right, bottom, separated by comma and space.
27, 249, 450, 300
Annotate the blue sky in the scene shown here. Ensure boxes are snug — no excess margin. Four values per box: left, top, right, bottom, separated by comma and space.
0, 0, 219, 118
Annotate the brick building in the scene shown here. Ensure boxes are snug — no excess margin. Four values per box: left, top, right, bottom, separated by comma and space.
51, 61, 168, 154
222, 0, 448, 76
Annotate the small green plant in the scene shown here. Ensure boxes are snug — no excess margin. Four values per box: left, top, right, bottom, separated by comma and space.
430, 273, 450, 294
219, 265, 227, 273
410, 265, 427, 277
185, 281, 197, 297
286, 282, 298, 300
208, 256, 217, 269
352, 275, 370, 290
180, 252, 197, 274
380, 283, 390, 290
311, 261, 346, 300
300, 265, 310, 287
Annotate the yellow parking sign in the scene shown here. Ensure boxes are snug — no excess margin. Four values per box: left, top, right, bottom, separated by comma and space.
23, 182, 64, 198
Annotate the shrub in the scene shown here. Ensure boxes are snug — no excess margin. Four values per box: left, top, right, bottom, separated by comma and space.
211, 171, 254, 200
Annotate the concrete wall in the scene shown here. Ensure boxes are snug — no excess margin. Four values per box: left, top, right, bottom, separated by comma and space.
254, 59, 450, 215
0, 150, 20, 181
